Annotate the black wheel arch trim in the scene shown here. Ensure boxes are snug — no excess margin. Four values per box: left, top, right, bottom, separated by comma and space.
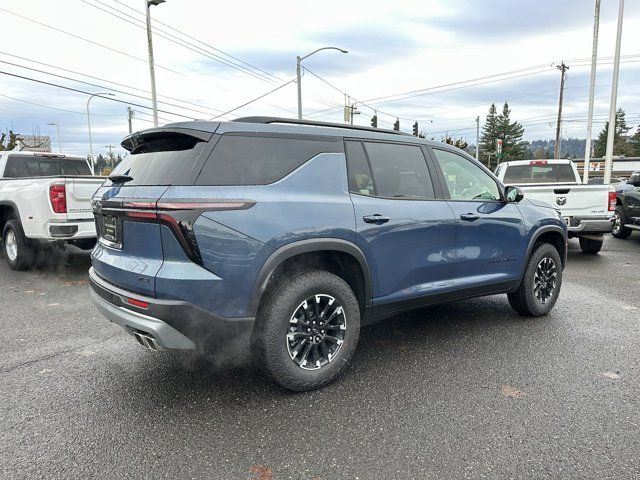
0, 200, 21, 231
246, 238, 372, 317
522, 225, 567, 277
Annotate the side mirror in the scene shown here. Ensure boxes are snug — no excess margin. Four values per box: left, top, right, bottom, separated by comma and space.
631, 172, 640, 187
505, 185, 524, 203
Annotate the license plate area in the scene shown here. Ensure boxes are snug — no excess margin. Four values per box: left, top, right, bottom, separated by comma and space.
563, 216, 572, 226
101, 214, 122, 248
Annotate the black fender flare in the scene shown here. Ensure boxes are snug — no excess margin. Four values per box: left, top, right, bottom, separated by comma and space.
246, 238, 372, 316
0, 200, 21, 227
520, 225, 567, 278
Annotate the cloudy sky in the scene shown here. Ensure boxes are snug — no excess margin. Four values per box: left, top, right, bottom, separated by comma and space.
0, 0, 639, 157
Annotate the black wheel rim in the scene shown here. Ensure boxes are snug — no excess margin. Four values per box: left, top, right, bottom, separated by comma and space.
287, 294, 346, 370
533, 257, 557, 304
612, 212, 621, 235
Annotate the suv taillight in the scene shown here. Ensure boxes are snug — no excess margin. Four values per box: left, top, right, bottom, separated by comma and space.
49, 184, 67, 213
608, 190, 616, 211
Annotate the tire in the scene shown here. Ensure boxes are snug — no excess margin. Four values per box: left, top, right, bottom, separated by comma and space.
508, 243, 562, 317
2, 219, 35, 271
254, 270, 361, 392
579, 237, 603, 254
611, 206, 632, 239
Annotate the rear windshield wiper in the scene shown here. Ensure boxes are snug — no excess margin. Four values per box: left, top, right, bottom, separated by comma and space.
108, 174, 134, 184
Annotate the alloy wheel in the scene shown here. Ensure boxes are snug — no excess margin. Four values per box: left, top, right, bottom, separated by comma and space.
5, 230, 18, 262
612, 212, 621, 235
287, 294, 347, 370
533, 257, 557, 304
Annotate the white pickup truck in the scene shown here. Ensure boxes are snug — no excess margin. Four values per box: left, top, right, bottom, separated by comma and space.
0, 151, 104, 270
495, 159, 615, 254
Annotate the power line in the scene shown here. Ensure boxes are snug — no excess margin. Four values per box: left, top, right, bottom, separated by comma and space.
0, 92, 121, 116
110, 0, 282, 83
0, 6, 182, 76
210, 79, 296, 120
0, 58, 223, 119
0, 69, 196, 120
80, 0, 273, 83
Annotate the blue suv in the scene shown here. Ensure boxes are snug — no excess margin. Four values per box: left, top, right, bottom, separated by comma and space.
89, 117, 567, 391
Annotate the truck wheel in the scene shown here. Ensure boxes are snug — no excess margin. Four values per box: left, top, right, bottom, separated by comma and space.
611, 206, 632, 239
508, 243, 562, 317
255, 270, 361, 392
579, 237, 603, 254
2, 219, 35, 271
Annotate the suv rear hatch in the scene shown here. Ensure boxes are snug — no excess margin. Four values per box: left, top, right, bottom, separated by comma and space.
91, 127, 216, 297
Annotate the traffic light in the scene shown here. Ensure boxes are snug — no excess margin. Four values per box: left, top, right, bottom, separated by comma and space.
412, 121, 419, 136
371, 115, 378, 128
393, 118, 400, 131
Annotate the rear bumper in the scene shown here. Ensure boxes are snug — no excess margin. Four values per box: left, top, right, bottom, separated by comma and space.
567, 216, 613, 235
47, 219, 96, 240
89, 267, 254, 351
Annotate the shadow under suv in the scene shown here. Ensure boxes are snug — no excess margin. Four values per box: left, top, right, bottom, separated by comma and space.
89, 117, 568, 391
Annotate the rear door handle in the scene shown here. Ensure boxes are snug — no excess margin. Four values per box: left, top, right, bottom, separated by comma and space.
460, 213, 480, 221
363, 214, 390, 224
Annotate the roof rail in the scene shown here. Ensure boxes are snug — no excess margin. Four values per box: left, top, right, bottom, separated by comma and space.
233, 116, 412, 136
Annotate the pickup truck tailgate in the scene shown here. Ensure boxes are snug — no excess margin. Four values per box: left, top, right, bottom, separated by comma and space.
519, 184, 611, 216
66, 177, 104, 220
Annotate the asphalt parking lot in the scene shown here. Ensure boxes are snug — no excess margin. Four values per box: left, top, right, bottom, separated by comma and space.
1, 235, 639, 480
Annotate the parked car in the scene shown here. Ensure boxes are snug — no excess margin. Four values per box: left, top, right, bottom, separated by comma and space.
612, 170, 640, 239
89, 117, 568, 391
495, 159, 614, 254
0, 151, 104, 270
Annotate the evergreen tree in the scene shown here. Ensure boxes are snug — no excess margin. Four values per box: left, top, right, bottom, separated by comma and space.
593, 108, 634, 157
630, 126, 640, 157
441, 136, 468, 150
0, 130, 18, 151
496, 102, 525, 161
478, 103, 498, 165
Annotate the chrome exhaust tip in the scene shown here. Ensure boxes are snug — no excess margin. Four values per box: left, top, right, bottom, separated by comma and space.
133, 332, 161, 351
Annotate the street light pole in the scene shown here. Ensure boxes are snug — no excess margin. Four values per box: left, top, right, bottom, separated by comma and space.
583, 0, 601, 184
145, 0, 165, 127
47, 122, 62, 153
86, 92, 115, 175
296, 46, 348, 119
603, 0, 624, 185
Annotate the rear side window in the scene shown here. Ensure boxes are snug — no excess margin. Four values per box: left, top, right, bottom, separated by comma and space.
107, 133, 207, 186
196, 134, 341, 186
503, 163, 576, 184
363, 142, 435, 199
345, 141, 374, 195
3, 155, 90, 178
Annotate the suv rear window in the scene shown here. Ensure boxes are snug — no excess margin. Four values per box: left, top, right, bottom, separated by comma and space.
503, 163, 576, 184
4, 155, 91, 178
195, 134, 341, 186
107, 133, 208, 186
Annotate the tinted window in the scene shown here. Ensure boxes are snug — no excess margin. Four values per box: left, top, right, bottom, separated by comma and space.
107, 133, 207, 186
433, 149, 501, 201
3, 155, 90, 178
503, 163, 576, 184
345, 141, 374, 196
363, 142, 434, 199
61, 159, 91, 175
196, 134, 340, 186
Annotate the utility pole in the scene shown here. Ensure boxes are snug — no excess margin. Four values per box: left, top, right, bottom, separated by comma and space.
145, 0, 165, 127
475, 115, 480, 161
554, 61, 569, 159
583, 0, 601, 183
604, 0, 624, 185
127, 107, 135, 134
105, 145, 116, 169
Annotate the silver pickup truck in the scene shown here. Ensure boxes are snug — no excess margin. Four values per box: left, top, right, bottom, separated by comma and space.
495, 159, 614, 254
